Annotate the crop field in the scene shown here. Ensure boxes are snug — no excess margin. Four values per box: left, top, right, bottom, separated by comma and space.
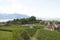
0, 31, 13, 40
0, 24, 60, 40
34, 29, 60, 40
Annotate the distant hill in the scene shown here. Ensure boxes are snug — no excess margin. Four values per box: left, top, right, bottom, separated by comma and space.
0, 13, 60, 22
0, 13, 29, 20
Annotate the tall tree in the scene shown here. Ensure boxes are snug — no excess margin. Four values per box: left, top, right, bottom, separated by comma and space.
29, 16, 36, 21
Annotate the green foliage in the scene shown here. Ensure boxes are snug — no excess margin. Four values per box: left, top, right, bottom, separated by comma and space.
13, 31, 18, 40
19, 18, 28, 24
0, 24, 60, 40
28, 16, 36, 21
56, 21, 60, 24
24, 29, 37, 36
0, 31, 13, 40
6, 16, 38, 25
33, 24, 45, 29
55, 26, 60, 32
34, 29, 60, 40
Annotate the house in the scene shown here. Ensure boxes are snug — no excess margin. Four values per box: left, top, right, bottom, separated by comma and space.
45, 21, 58, 31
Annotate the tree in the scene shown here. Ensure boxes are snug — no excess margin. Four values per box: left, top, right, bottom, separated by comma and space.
28, 16, 36, 21
6, 21, 12, 26
20, 18, 28, 24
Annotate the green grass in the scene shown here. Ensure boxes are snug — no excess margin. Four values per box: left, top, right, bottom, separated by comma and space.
0, 31, 13, 40
34, 29, 60, 40
0, 24, 60, 40
0, 25, 30, 31
19, 29, 37, 36
0, 24, 44, 30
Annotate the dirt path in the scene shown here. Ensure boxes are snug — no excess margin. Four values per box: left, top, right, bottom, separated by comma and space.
30, 29, 40, 40
30, 37, 38, 40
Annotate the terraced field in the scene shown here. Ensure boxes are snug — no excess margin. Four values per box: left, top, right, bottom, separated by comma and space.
0, 31, 13, 40
0, 24, 60, 40
34, 29, 60, 40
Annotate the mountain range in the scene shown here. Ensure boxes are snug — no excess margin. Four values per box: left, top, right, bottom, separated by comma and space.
0, 13, 60, 22
0, 13, 29, 19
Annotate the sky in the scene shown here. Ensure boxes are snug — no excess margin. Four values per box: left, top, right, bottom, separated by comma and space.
0, 0, 60, 18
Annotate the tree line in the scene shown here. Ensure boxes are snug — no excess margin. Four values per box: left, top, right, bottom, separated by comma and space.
6, 16, 41, 25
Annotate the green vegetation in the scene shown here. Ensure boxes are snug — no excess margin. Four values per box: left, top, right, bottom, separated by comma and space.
0, 31, 13, 40
0, 24, 60, 40
34, 29, 60, 40
0, 16, 60, 40
6, 16, 41, 25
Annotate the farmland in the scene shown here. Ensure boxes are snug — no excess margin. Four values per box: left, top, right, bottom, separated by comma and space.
0, 31, 13, 40
0, 24, 60, 40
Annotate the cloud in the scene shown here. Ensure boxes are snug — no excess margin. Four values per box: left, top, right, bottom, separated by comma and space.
0, 0, 60, 18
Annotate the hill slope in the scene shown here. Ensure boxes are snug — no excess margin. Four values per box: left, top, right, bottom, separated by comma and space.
34, 29, 60, 40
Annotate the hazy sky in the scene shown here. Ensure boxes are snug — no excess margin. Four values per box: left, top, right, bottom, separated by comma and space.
0, 0, 60, 18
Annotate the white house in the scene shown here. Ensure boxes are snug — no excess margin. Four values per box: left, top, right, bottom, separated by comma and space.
45, 21, 58, 31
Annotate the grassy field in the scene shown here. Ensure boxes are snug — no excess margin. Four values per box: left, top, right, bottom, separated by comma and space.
0, 24, 60, 40
0, 24, 45, 30
0, 31, 13, 40
34, 29, 60, 40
